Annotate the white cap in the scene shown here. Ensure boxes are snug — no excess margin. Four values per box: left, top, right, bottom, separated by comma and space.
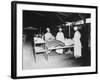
46, 27, 49, 30
74, 26, 78, 31
46, 27, 50, 32
59, 28, 62, 31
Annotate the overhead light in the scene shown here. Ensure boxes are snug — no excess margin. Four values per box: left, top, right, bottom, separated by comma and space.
75, 20, 84, 25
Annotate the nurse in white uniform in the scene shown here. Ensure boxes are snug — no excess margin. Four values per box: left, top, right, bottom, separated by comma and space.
56, 28, 65, 43
73, 26, 82, 58
44, 27, 55, 41
56, 28, 65, 54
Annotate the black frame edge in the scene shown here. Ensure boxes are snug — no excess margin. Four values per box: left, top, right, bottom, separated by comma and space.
96, 6, 98, 74
11, 1, 97, 8
12, 72, 97, 79
11, 1, 17, 79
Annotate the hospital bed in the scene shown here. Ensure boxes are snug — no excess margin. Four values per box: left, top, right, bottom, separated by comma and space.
33, 37, 74, 62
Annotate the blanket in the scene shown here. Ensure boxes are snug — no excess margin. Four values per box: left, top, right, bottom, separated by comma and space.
45, 40, 65, 49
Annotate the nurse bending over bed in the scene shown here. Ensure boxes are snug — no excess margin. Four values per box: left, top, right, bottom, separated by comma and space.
44, 27, 55, 41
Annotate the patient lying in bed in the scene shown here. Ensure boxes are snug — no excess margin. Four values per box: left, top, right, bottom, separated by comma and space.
45, 40, 65, 49
45, 40, 65, 54
45, 38, 74, 53
64, 38, 74, 45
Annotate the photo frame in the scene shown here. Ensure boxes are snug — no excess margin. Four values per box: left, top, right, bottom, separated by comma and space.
11, 1, 98, 79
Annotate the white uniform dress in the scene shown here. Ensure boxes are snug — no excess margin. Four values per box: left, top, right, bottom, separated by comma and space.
73, 31, 82, 58
45, 32, 54, 41
56, 32, 65, 54
56, 32, 65, 43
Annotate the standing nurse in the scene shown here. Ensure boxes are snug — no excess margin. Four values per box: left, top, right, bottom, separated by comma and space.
73, 26, 82, 58
56, 28, 65, 54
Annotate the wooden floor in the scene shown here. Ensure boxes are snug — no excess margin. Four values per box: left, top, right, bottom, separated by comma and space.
22, 42, 88, 70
